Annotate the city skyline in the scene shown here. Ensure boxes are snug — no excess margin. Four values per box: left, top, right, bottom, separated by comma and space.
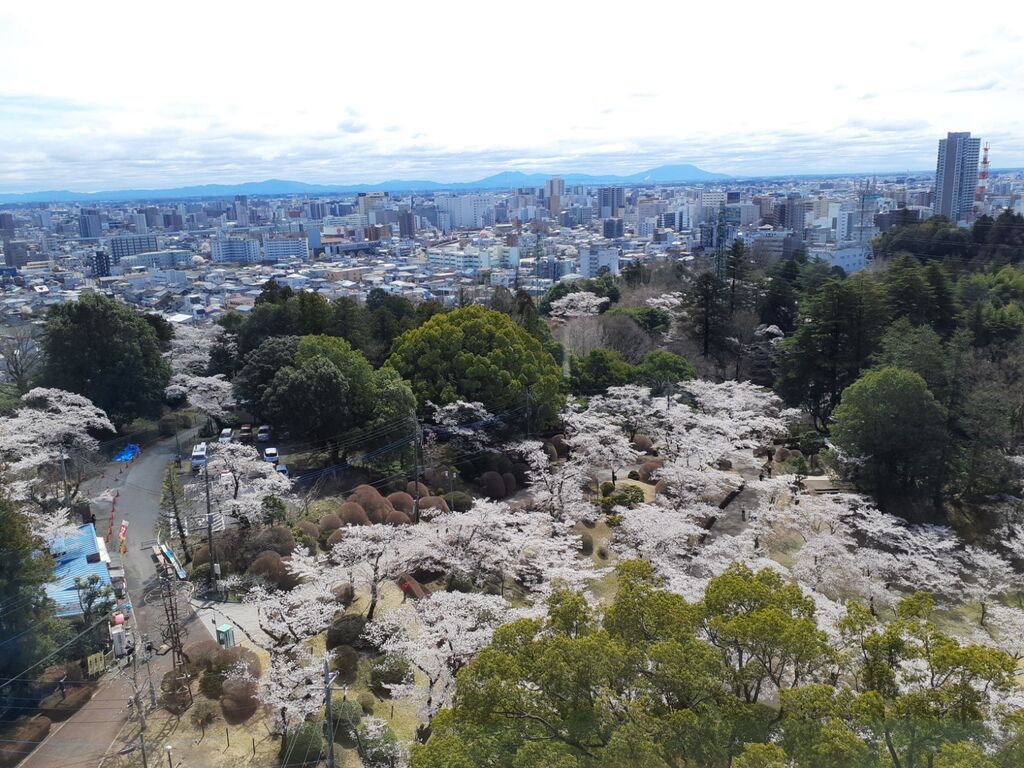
1, 1, 1022, 193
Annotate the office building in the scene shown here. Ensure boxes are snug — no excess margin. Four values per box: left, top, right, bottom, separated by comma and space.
597, 187, 624, 218
211, 237, 261, 263
79, 209, 102, 240
108, 234, 159, 263
129, 213, 148, 233
933, 131, 981, 223
544, 176, 565, 215
0, 213, 14, 238
119, 249, 193, 269
603, 218, 624, 238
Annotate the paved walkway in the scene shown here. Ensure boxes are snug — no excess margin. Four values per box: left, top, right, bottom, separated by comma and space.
19, 430, 213, 768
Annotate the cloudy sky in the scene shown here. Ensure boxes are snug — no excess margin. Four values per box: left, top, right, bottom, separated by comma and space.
1, 1, 1022, 192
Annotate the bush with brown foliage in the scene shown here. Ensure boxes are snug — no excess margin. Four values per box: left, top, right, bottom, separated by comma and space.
192, 543, 211, 566
501, 472, 518, 496
247, 526, 295, 558
327, 528, 345, 547
338, 502, 370, 526
406, 481, 429, 498
638, 459, 664, 483
220, 678, 259, 724
327, 614, 368, 650
417, 495, 450, 520
632, 434, 654, 454
511, 462, 530, 485
183, 638, 222, 676
384, 510, 412, 526
550, 434, 568, 458
214, 646, 261, 678
348, 484, 383, 508
386, 492, 414, 515
318, 514, 342, 533
296, 520, 319, 539
487, 453, 514, 476
361, 496, 394, 524
478, 471, 506, 500
0, 717, 51, 768
247, 550, 298, 590
160, 670, 191, 715
333, 583, 354, 606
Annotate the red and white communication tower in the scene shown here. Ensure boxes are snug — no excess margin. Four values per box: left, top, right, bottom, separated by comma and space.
976, 142, 990, 201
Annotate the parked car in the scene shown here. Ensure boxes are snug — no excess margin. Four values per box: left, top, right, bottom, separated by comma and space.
257, 425, 271, 442
263, 447, 279, 464
191, 442, 208, 473
239, 424, 254, 443
275, 463, 289, 478
218, 428, 233, 443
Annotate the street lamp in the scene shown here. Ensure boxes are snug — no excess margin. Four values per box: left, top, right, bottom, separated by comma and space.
165, 745, 173, 768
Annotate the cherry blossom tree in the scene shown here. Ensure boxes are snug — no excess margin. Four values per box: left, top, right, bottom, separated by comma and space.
328, 524, 434, 621
167, 322, 222, 376
363, 591, 519, 723
431, 499, 592, 596
0, 388, 114, 542
548, 291, 610, 318
563, 409, 639, 484
191, 442, 292, 526
165, 373, 235, 425
510, 439, 592, 523
586, 385, 659, 441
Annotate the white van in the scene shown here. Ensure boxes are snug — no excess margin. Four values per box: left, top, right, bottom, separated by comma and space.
191, 442, 208, 473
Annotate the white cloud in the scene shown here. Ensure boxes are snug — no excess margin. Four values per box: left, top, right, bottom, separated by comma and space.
0, 0, 1022, 191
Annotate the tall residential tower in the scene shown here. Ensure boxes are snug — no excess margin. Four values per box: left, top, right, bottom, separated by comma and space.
933, 132, 980, 224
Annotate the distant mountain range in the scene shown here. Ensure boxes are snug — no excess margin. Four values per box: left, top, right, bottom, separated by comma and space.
0, 164, 731, 204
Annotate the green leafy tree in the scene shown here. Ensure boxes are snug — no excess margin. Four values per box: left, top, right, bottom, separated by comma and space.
294, 335, 375, 425
831, 367, 947, 506
260, 355, 352, 462
331, 296, 372, 354
873, 318, 949, 401
386, 305, 563, 422
233, 336, 300, 414
883, 253, 938, 326
776, 274, 890, 431
758, 276, 798, 333
636, 350, 695, 395
42, 293, 171, 428
688, 272, 731, 359
0, 499, 67, 687
570, 348, 636, 395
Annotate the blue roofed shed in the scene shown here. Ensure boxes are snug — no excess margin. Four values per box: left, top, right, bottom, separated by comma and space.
45, 523, 114, 619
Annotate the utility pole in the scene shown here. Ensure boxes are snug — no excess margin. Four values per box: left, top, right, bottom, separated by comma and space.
323, 659, 337, 768
139, 732, 149, 768
411, 421, 423, 523
58, 443, 70, 506
158, 572, 192, 711
203, 462, 214, 592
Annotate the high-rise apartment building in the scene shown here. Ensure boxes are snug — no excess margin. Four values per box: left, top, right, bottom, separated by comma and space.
211, 237, 261, 263
0, 213, 14, 238
108, 234, 159, 263
78, 209, 102, 240
597, 187, 624, 219
263, 235, 309, 262
544, 177, 565, 215
933, 132, 981, 224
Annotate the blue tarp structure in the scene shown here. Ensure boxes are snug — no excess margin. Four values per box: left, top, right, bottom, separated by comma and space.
46, 523, 114, 618
113, 443, 140, 462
